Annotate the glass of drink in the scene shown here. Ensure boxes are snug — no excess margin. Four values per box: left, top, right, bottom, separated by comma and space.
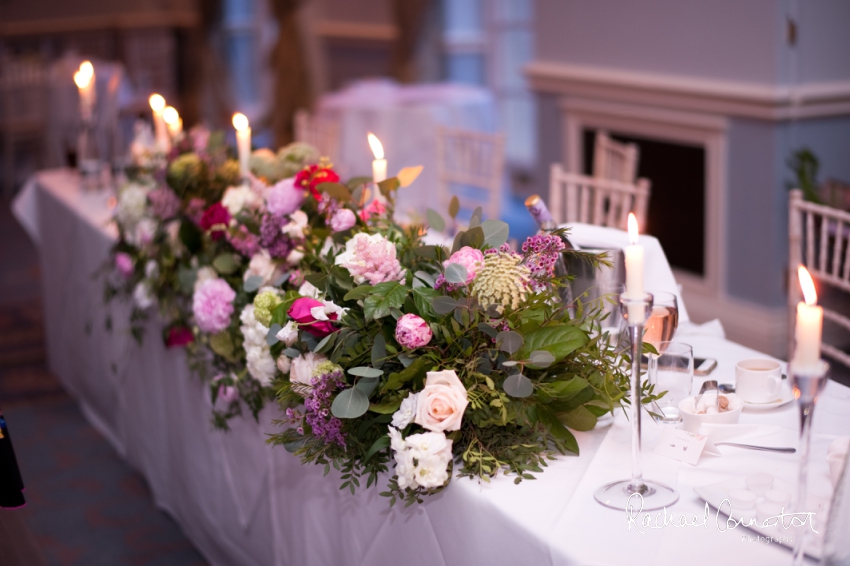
643, 291, 679, 350
648, 341, 693, 422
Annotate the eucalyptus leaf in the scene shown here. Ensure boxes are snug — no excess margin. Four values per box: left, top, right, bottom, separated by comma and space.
480, 219, 510, 249
284, 347, 301, 358
398, 353, 416, 367
426, 208, 445, 232
448, 195, 460, 219
283, 439, 305, 453
501, 360, 519, 367
331, 387, 369, 419
503, 374, 534, 397
351, 185, 365, 204
272, 272, 291, 287
244, 275, 264, 293
348, 366, 384, 378
459, 226, 485, 249
314, 333, 335, 353
212, 253, 239, 275
528, 350, 556, 368
355, 376, 380, 397
496, 330, 523, 354
477, 322, 498, 338
469, 206, 483, 228
413, 245, 438, 260
177, 267, 197, 294
371, 334, 387, 368
266, 323, 282, 345
432, 296, 458, 315
444, 263, 468, 285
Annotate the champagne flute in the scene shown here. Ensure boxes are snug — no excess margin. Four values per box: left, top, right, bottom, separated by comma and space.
643, 291, 678, 350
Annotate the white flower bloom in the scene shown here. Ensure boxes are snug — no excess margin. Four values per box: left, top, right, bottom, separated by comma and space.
413, 455, 451, 489
132, 282, 155, 310
116, 183, 149, 228
391, 393, 419, 429
388, 426, 406, 453
244, 249, 282, 287
281, 209, 308, 239
286, 247, 305, 266
309, 300, 348, 322
239, 304, 276, 386
127, 217, 157, 247
298, 281, 321, 298
194, 266, 218, 292
289, 351, 328, 386
394, 449, 417, 490
165, 220, 184, 257
144, 260, 159, 280
405, 431, 452, 461
276, 355, 291, 374
276, 321, 300, 346
221, 185, 262, 216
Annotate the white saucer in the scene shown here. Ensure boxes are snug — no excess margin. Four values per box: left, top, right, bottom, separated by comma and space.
741, 384, 795, 411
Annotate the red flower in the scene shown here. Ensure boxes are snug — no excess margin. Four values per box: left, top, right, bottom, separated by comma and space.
165, 326, 195, 348
295, 165, 340, 202
200, 203, 231, 240
288, 297, 339, 338
359, 198, 386, 222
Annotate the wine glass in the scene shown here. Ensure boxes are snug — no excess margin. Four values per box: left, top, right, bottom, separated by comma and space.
643, 291, 678, 350
647, 341, 693, 423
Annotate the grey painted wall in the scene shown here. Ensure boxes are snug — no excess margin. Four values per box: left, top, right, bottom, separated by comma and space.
795, 0, 850, 83
535, 0, 780, 84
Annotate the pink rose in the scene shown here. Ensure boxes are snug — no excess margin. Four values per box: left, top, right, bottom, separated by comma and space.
115, 252, 134, 279
329, 208, 356, 232
395, 314, 432, 349
414, 370, 469, 432
266, 177, 305, 217
288, 297, 339, 338
358, 199, 386, 222
443, 246, 484, 285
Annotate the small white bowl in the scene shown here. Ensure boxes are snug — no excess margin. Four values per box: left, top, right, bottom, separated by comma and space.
679, 393, 743, 432
764, 489, 791, 507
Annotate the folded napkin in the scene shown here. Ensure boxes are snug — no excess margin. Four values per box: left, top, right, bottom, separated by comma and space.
564, 223, 690, 322
828, 437, 850, 488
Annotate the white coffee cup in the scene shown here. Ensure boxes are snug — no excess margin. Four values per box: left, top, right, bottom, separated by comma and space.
735, 358, 782, 403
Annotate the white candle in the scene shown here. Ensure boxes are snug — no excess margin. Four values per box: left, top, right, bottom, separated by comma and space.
149, 94, 170, 152
624, 212, 645, 323
232, 112, 251, 180
367, 132, 387, 202
792, 265, 823, 373
163, 106, 182, 138
73, 61, 95, 121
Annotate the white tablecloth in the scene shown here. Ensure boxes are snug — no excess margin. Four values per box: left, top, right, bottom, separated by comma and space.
316, 80, 500, 221
12, 170, 850, 566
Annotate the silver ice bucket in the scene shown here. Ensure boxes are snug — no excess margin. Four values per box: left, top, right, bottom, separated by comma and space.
566, 248, 625, 321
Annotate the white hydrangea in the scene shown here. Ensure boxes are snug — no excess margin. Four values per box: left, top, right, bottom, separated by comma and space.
116, 183, 149, 228
239, 304, 276, 386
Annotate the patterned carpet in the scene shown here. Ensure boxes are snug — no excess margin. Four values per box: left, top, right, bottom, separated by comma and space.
0, 198, 206, 565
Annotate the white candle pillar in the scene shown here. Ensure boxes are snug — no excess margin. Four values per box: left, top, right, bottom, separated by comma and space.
367, 132, 387, 202
624, 212, 646, 323
149, 94, 170, 152
792, 265, 823, 373
163, 106, 182, 139
74, 61, 96, 121
232, 112, 251, 180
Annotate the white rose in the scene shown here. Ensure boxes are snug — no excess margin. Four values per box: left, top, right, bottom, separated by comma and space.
289, 351, 328, 386
388, 426, 406, 453
244, 249, 282, 287
413, 455, 451, 489
276, 321, 300, 346
281, 210, 308, 239
286, 248, 305, 266
132, 282, 155, 310
404, 431, 453, 461
394, 448, 417, 490
414, 370, 469, 432
298, 281, 321, 298
391, 393, 419, 429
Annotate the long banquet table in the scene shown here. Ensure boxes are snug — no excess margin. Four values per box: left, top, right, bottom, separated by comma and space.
12, 169, 850, 566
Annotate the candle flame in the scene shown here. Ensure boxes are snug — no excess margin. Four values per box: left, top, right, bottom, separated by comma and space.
73, 70, 91, 89
367, 132, 384, 160
79, 60, 94, 78
798, 265, 818, 305
163, 106, 179, 125
627, 212, 639, 245
232, 112, 249, 132
149, 94, 165, 112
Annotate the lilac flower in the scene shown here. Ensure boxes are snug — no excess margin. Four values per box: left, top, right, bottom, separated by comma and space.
147, 187, 182, 220
228, 225, 261, 257
259, 213, 295, 259
302, 367, 346, 447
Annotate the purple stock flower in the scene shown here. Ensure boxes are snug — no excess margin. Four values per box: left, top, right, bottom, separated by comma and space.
259, 213, 295, 259
522, 234, 565, 292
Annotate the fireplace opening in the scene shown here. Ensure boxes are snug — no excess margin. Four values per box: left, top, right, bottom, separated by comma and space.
582, 129, 706, 277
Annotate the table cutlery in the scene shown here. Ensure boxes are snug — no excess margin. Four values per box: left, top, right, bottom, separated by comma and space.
714, 442, 796, 453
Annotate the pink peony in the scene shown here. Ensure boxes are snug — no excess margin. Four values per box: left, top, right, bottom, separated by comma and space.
266, 177, 305, 217
193, 278, 236, 333
334, 232, 406, 285
329, 208, 356, 232
288, 297, 339, 338
395, 314, 432, 349
358, 199, 386, 222
443, 246, 485, 285
115, 252, 134, 279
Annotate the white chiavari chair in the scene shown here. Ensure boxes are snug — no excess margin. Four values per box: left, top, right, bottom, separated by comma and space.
788, 189, 850, 368
436, 126, 505, 223
593, 131, 639, 184
549, 163, 651, 230
294, 108, 340, 161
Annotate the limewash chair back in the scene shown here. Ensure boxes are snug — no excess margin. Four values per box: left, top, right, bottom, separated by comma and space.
294, 108, 340, 162
593, 131, 639, 184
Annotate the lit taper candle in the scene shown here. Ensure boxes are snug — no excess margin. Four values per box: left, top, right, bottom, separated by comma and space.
73, 61, 95, 121
624, 212, 645, 323
368, 132, 387, 202
148, 94, 170, 151
163, 106, 182, 138
792, 265, 823, 374
232, 112, 251, 180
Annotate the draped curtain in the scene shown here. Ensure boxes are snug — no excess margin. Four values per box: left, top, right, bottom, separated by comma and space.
269, 0, 313, 147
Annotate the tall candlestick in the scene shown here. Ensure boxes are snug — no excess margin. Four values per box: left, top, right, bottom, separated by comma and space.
232, 112, 251, 181
624, 213, 645, 323
149, 94, 170, 152
73, 61, 95, 121
163, 106, 182, 139
792, 265, 823, 374
367, 132, 387, 202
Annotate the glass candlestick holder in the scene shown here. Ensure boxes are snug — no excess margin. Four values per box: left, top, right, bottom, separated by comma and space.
78, 119, 103, 191
790, 360, 829, 566
594, 292, 679, 511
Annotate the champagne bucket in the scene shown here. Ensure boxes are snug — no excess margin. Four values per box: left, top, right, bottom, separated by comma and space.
565, 248, 625, 302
